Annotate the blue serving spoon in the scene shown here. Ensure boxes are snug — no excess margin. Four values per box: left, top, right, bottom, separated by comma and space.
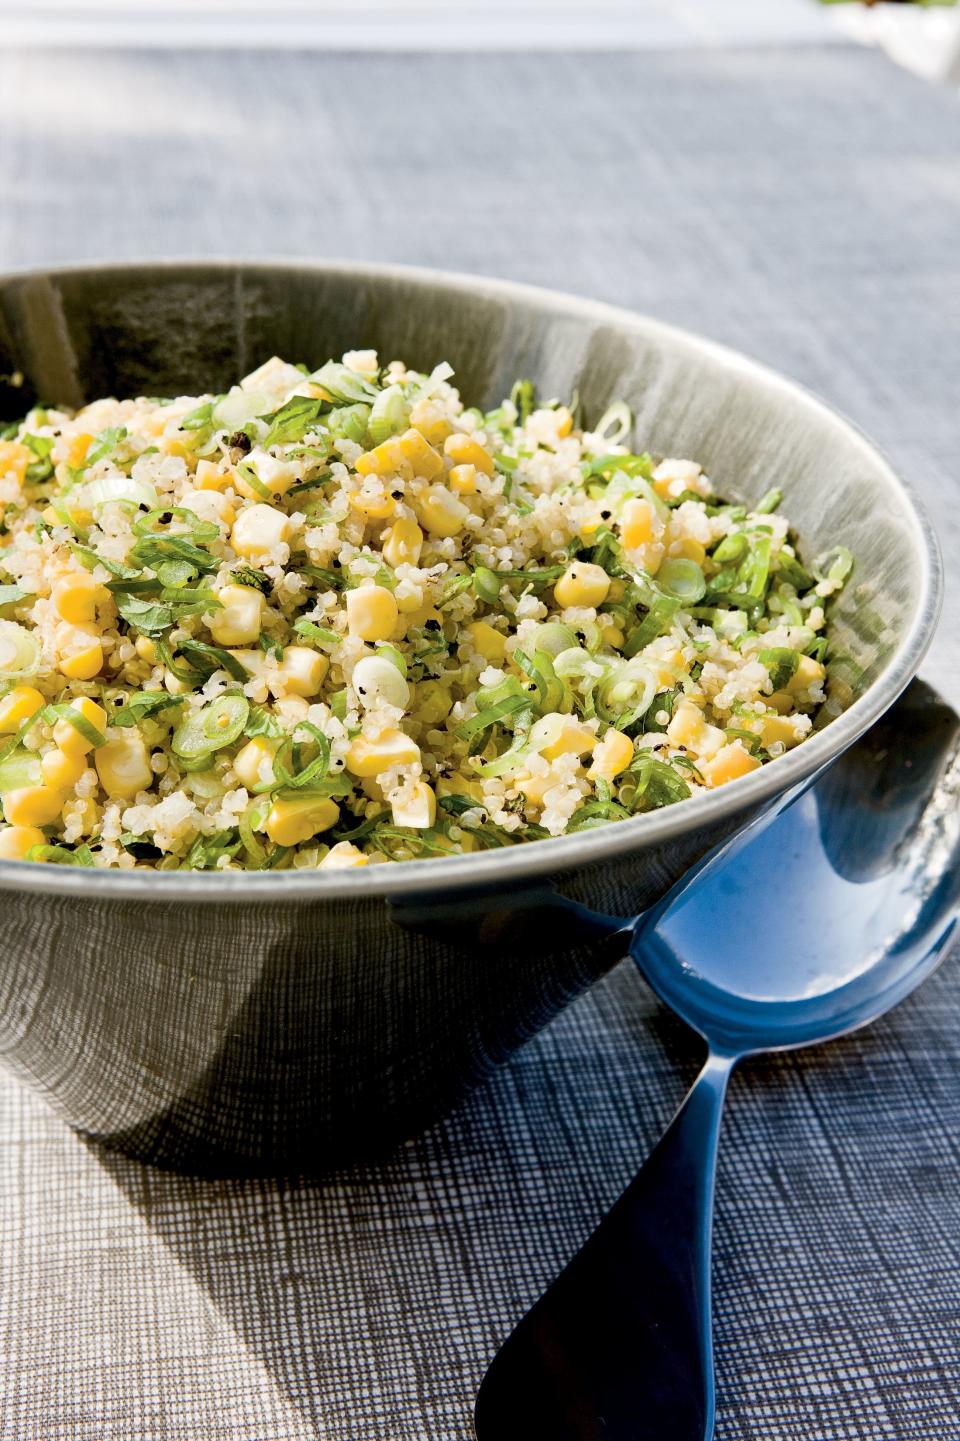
474, 679, 960, 1441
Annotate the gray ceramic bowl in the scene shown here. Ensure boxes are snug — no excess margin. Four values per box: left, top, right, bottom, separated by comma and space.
0, 261, 941, 1174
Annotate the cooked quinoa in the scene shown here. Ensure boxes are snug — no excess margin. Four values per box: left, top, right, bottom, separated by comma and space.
0, 352, 851, 871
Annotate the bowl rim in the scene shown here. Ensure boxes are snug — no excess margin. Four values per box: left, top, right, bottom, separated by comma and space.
0, 256, 943, 902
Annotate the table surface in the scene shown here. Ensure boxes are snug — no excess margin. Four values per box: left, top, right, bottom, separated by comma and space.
1, 42, 959, 1441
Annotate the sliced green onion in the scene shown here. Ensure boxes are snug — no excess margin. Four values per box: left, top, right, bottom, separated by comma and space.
78, 474, 159, 512
474, 708, 535, 776
273, 721, 331, 790
375, 642, 407, 677
293, 617, 340, 648
813, 546, 854, 588
212, 389, 273, 432
755, 487, 783, 515
552, 646, 599, 679
454, 693, 529, 743
711, 533, 748, 566
172, 695, 249, 759
368, 385, 410, 445
0, 621, 40, 678
45, 702, 108, 749
597, 659, 657, 726
593, 401, 632, 448
24, 843, 94, 866
530, 622, 578, 658
473, 567, 502, 605
657, 558, 707, 605
0, 749, 41, 793
239, 795, 271, 865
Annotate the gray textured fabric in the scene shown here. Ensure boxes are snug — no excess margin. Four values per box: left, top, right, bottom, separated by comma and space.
0, 43, 959, 1441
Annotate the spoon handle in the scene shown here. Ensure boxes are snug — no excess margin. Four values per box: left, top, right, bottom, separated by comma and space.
623, 1047, 735, 1440
474, 1049, 735, 1441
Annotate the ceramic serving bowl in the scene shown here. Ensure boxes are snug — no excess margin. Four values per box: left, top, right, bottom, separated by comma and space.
0, 261, 941, 1174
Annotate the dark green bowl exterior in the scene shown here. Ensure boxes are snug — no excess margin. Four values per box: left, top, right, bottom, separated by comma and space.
0, 263, 940, 1174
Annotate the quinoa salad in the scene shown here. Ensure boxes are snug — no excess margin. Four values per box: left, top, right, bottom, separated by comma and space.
0, 352, 852, 871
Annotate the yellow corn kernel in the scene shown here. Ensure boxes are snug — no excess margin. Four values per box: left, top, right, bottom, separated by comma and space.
2, 786, 64, 827
209, 584, 264, 647
179, 486, 235, 529
58, 627, 104, 681
345, 728, 421, 777
65, 432, 94, 469
416, 681, 453, 726
416, 485, 468, 538
278, 646, 329, 698
397, 428, 445, 480
160, 435, 190, 460
234, 454, 295, 502
52, 571, 108, 625
757, 713, 802, 750
672, 537, 706, 565
701, 740, 762, 787
785, 654, 826, 696
412, 412, 454, 447
230, 504, 290, 559
449, 463, 477, 495
395, 603, 442, 637
234, 737, 277, 791
195, 458, 233, 492
517, 770, 552, 807
390, 781, 436, 829
0, 685, 45, 734
356, 436, 404, 478
346, 585, 399, 642
533, 714, 597, 762
554, 561, 611, 610
467, 621, 506, 666
620, 498, 654, 551
0, 824, 47, 861
382, 517, 424, 569
319, 840, 369, 869
589, 729, 634, 781
600, 621, 625, 649
666, 699, 706, 749
53, 697, 107, 755
358, 775, 385, 803
265, 794, 339, 847
555, 407, 573, 438
443, 433, 494, 476
350, 489, 396, 520
40, 748, 86, 790
95, 731, 152, 800
135, 636, 158, 665
0, 441, 31, 487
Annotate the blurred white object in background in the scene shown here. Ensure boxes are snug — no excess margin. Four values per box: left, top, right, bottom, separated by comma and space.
0, 0, 837, 49
827, 2, 960, 83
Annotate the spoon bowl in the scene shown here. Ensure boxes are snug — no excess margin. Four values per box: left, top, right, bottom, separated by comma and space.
640, 680, 960, 1053
474, 679, 960, 1441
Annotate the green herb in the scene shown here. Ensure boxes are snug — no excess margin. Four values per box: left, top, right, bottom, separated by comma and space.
110, 691, 185, 728
232, 565, 271, 594
758, 647, 800, 691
